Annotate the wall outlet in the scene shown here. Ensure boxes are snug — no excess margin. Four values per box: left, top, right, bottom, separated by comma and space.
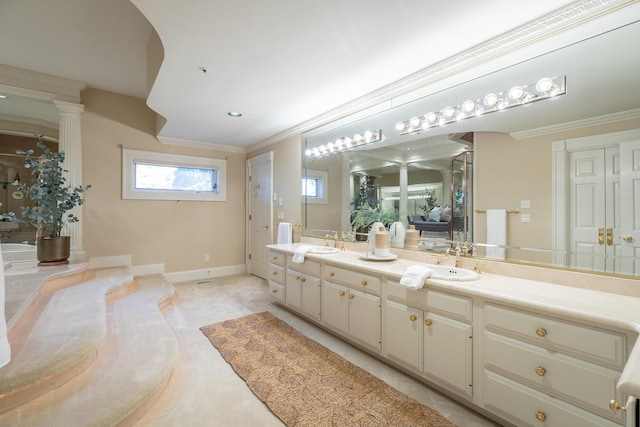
521, 214, 531, 223
204, 254, 210, 262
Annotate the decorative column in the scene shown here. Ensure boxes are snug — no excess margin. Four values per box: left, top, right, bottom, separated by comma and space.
54, 100, 86, 261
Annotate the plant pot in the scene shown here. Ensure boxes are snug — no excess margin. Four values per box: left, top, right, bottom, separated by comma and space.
37, 236, 71, 265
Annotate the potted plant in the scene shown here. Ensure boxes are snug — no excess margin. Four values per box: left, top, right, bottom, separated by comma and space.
2, 135, 90, 264
350, 205, 380, 240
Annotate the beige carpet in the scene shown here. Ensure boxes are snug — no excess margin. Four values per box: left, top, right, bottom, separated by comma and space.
200, 311, 457, 427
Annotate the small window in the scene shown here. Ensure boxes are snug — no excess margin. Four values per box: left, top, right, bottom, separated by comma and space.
123, 149, 226, 201
302, 169, 327, 204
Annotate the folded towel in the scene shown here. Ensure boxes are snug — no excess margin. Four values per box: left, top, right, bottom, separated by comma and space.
399, 265, 435, 290
277, 222, 292, 244
292, 245, 313, 264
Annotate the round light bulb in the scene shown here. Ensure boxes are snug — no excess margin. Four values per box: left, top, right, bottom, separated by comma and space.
425, 112, 438, 122
462, 100, 476, 113
327, 142, 334, 150
536, 77, 554, 93
352, 134, 362, 143
395, 121, 406, 132
409, 117, 421, 128
442, 106, 456, 118
343, 137, 351, 146
508, 86, 525, 100
363, 130, 373, 141
484, 93, 499, 107
305, 149, 312, 156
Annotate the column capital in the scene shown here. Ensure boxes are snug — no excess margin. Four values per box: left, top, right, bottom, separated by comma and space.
54, 100, 85, 116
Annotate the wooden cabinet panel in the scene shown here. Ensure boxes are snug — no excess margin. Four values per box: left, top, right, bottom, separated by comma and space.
384, 300, 422, 372
349, 289, 381, 351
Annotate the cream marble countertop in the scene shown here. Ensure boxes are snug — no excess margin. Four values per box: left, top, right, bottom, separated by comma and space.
268, 243, 640, 399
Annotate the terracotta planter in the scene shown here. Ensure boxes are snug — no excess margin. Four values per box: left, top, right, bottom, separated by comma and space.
37, 236, 71, 265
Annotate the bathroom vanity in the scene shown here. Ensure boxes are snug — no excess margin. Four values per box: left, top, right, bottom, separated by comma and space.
267, 243, 640, 427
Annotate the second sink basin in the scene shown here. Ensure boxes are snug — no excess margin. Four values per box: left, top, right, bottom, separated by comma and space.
428, 265, 479, 281
307, 246, 341, 254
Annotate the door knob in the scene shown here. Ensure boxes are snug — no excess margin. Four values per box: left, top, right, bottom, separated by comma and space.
263, 225, 269, 230
623, 235, 634, 242
598, 228, 605, 245
606, 227, 613, 246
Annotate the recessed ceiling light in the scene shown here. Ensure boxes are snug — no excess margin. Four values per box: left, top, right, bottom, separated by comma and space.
228, 111, 242, 117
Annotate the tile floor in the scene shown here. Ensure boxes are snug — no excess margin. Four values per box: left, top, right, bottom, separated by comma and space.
137, 274, 501, 427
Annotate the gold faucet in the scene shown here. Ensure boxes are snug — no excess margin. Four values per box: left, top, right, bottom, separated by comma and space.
454, 243, 462, 268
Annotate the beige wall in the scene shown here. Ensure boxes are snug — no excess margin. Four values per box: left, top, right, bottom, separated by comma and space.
81, 88, 246, 273
475, 117, 640, 261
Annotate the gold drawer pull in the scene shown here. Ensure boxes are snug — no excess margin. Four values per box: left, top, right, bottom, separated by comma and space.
409, 314, 417, 321
536, 328, 547, 337
338, 291, 345, 297
329, 272, 335, 277
535, 411, 547, 422
272, 290, 277, 294
300, 277, 306, 283
425, 319, 433, 326
348, 294, 354, 299
535, 366, 547, 377
272, 271, 278, 275
610, 399, 627, 412
295, 275, 301, 281
360, 280, 367, 286
272, 256, 278, 261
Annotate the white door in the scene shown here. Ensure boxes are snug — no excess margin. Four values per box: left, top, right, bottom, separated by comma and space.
620, 140, 640, 276
248, 152, 273, 279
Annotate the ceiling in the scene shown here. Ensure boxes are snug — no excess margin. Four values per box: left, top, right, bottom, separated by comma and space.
0, 0, 628, 149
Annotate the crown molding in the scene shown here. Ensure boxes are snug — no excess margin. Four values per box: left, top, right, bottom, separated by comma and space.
512, 108, 640, 139
0, 64, 87, 103
157, 136, 246, 154
256, 0, 637, 149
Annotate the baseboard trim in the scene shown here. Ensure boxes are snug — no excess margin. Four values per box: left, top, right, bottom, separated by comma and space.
163, 264, 246, 284
131, 263, 166, 277
87, 255, 131, 269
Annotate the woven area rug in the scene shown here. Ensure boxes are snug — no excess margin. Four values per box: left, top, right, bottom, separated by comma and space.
200, 311, 456, 427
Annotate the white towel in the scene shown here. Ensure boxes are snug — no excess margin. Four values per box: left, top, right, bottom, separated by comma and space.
399, 265, 435, 290
0, 247, 11, 368
277, 222, 292, 244
292, 245, 313, 264
486, 209, 507, 259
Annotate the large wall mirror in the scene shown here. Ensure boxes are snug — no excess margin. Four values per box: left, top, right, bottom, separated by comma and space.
303, 18, 640, 278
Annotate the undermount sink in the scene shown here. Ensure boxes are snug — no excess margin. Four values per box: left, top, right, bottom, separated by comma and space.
427, 265, 479, 281
307, 246, 341, 254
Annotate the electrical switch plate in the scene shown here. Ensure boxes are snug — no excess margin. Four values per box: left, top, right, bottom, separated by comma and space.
204, 254, 210, 261
278, 197, 283, 207
277, 211, 284, 219
273, 193, 277, 201
520, 199, 531, 209
521, 214, 531, 223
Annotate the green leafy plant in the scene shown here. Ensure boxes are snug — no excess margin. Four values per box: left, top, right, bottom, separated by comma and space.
350, 205, 380, 231
379, 208, 398, 227
2, 135, 91, 237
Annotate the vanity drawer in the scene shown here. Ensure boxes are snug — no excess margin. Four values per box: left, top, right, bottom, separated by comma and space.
485, 332, 623, 420
387, 280, 471, 322
484, 303, 625, 368
269, 251, 285, 267
324, 264, 381, 294
268, 280, 285, 303
484, 371, 621, 427
268, 264, 285, 284
286, 256, 320, 277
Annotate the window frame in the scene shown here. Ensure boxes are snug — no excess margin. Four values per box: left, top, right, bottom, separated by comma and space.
122, 149, 226, 201
302, 169, 328, 205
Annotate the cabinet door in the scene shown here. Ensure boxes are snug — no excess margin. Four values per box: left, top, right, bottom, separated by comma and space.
302, 275, 321, 322
322, 281, 348, 335
384, 300, 422, 372
349, 289, 381, 351
285, 269, 303, 311
424, 312, 472, 397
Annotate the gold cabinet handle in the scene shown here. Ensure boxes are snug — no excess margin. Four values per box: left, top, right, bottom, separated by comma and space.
338, 291, 345, 297
348, 294, 354, 299
610, 399, 627, 412
360, 280, 367, 286
535, 411, 547, 422
536, 328, 547, 337
300, 277, 306, 283
329, 272, 335, 277
425, 319, 433, 326
535, 366, 547, 377
607, 227, 613, 246
409, 314, 417, 321
272, 289, 277, 294
272, 271, 278, 275
598, 227, 605, 245
272, 256, 278, 261
623, 235, 634, 242
295, 275, 301, 281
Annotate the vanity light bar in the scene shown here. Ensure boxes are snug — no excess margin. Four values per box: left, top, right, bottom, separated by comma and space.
395, 75, 566, 136
305, 129, 384, 158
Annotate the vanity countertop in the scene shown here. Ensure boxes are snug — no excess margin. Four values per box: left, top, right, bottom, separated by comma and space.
267, 243, 640, 399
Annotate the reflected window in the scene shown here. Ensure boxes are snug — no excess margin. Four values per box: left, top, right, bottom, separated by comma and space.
302, 169, 327, 204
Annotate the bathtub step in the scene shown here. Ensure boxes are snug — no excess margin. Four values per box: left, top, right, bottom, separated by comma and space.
0, 267, 134, 410
0, 274, 178, 427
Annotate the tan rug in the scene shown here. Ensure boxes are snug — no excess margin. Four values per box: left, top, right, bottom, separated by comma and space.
200, 311, 457, 427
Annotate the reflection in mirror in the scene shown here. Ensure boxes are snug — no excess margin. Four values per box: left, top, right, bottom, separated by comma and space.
302, 19, 640, 277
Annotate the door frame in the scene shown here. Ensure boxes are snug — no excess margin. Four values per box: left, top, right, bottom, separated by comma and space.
552, 128, 640, 267
246, 151, 274, 276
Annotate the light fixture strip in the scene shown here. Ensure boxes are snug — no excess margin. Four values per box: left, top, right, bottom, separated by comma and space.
395, 75, 566, 136
305, 129, 384, 158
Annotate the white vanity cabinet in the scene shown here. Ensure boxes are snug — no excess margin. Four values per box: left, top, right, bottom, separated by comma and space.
267, 250, 286, 303
481, 302, 631, 427
285, 256, 321, 322
384, 280, 473, 398
321, 264, 381, 352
